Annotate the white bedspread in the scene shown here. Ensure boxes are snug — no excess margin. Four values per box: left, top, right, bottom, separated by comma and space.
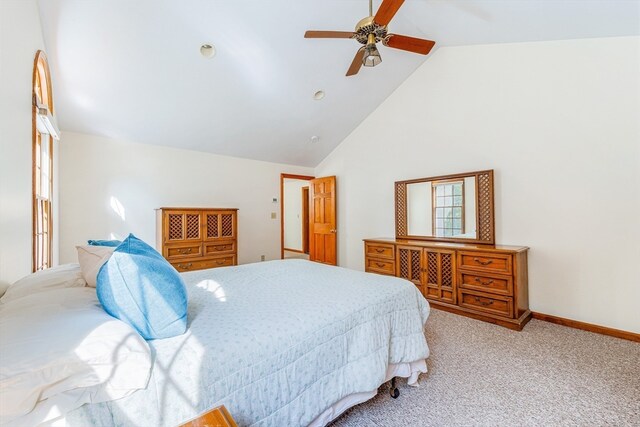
64, 260, 430, 427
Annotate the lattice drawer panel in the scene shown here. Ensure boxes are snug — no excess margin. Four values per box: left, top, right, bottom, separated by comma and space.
207, 214, 219, 238
168, 214, 183, 240
427, 252, 438, 284
186, 214, 200, 239
221, 214, 234, 237
398, 249, 409, 279
441, 253, 453, 288
411, 250, 421, 281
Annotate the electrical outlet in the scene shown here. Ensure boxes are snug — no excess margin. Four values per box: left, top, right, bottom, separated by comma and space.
260, 255, 265, 261
270, 212, 276, 219
272, 197, 278, 203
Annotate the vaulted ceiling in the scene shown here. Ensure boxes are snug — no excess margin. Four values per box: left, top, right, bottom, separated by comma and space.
38, 0, 640, 167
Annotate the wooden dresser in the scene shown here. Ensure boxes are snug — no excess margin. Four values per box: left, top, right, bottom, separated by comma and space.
364, 238, 531, 330
156, 208, 238, 273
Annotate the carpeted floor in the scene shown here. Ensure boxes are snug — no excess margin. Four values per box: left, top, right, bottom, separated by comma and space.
284, 250, 310, 260
330, 309, 640, 426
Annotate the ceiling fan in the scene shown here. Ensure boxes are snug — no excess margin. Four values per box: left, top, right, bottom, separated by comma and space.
304, 0, 436, 76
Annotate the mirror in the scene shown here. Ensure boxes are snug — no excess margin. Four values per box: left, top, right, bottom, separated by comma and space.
396, 170, 495, 244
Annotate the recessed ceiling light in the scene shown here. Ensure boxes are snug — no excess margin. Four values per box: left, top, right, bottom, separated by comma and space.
310, 135, 319, 144
313, 90, 325, 100
200, 44, 216, 58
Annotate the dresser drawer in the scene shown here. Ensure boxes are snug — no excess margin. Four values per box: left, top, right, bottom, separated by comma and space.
365, 257, 396, 276
164, 243, 203, 260
365, 243, 395, 260
458, 289, 513, 318
203, 241, 236, 256
172, 256, 236, 272
458, 251, 512, 275
459, 272, 513, 296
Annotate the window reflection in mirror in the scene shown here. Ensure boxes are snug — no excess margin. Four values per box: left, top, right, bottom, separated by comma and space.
406, 177, 477, 239
434, 180, 464, 237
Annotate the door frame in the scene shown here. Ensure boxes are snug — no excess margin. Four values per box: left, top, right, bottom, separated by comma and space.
301, 186, 310, 254
280, 173, 315, 259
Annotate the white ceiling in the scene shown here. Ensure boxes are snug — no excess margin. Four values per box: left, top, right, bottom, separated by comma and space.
38, 0, 640, 167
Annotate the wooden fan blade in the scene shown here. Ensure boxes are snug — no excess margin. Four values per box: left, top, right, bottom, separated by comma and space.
385, 34, 435, 55
346, 48, 365, 76
305, 31, 355, 39
374, 0, 405, 26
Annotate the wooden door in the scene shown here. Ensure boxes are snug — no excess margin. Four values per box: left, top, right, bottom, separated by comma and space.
309, 176, 337, 265
204, 210, 237, 241
423, 249, 456, 304
164, 211, 202, 243
397, 246, 424, 295
302, 186, 310, 254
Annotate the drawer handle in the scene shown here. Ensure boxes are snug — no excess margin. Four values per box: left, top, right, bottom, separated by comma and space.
177, 263, 193, 269
216, 260, 226, 265
375, 262, 386, 268
474, 297, 494, 306
375, 248, 385, 253
473, 258, 494, 266
213, 246, 229, 251
178, 248, 192, 255
474, 277, 494, 286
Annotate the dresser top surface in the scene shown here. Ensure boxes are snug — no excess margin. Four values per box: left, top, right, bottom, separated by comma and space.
364, 237, 528, 253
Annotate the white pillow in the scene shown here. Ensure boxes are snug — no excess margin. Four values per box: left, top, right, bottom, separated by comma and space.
0, 264, 86, 303
76, 245, 115, 287
0, 287, 152, 426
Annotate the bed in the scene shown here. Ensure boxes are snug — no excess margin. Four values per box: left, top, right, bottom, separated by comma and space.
6, 259, 430, 427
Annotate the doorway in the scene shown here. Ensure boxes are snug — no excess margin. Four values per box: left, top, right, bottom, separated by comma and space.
280, 173, 314, 259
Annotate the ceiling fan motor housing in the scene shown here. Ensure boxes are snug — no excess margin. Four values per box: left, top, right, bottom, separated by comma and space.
354, 16, 389, 45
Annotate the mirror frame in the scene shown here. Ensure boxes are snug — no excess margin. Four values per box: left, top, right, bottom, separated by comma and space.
395, 169, 495, 245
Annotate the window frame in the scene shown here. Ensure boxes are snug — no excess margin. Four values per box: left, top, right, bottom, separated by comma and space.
32, 50, 54, 272
431, 179, 465, 237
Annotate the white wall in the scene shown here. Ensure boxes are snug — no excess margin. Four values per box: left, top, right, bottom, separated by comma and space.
59, 132, 313, 265
315, 37, 640, 333
283, 179, 308, 251
0, 0, 58, 284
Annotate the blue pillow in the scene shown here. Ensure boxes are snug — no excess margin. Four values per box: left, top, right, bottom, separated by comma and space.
88, 239, 122, 247
96, 234, 187, 340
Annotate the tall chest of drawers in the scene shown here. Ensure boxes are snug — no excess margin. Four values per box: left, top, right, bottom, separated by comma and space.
364, 238, 531, 330
156, 208, 238, 273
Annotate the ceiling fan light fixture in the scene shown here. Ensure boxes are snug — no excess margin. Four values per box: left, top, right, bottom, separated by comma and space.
304, 0, 435, 76
362, 34, 382, 67
200, 43, 216, 58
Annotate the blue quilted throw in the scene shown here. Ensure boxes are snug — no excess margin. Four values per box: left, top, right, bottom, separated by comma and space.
97, 234, 187, 340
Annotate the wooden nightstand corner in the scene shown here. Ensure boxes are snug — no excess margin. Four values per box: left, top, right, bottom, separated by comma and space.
178, 405, 238, 427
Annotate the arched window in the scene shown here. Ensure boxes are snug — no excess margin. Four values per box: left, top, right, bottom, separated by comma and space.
32, 51, 57, 271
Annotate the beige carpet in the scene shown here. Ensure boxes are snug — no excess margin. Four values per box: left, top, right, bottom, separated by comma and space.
330, 309, 640, 426
283, 250, 309, 260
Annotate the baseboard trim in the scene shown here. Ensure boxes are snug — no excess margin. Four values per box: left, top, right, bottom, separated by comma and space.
531, 312, 639, 343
